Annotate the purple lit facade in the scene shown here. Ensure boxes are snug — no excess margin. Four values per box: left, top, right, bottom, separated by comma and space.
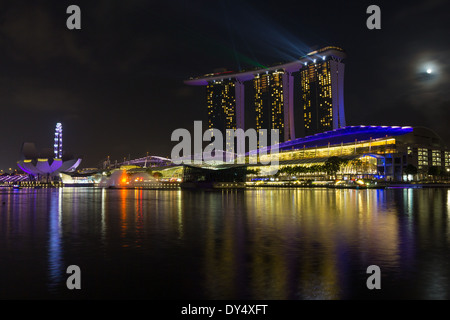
18, 158, 81, 178
278, 125, 414, 151
16, 123, 82, 180
0, 174, 29, 183
247, 125, 449, 181
54, 123, 63, 159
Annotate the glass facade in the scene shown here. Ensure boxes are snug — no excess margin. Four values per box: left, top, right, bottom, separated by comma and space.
248, 126, 448, 181
258, 137, 396, 164
445, 151, 450, 170
253, 71, 285, 141
300, 61, 333, 136
206, 79, 237, 153
432, 150, 441, 167
206, 79, 236, 132
418, 148, 428, 169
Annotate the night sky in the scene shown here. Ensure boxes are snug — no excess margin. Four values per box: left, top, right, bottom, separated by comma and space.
1, 0, 449, 170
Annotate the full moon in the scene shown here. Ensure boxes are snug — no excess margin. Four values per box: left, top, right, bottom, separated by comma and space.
426, 68, 432, 74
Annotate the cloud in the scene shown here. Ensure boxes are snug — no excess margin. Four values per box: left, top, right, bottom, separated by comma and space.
6, 80, 81, 113
0, 3, 92, 65
392, 0, 448, 22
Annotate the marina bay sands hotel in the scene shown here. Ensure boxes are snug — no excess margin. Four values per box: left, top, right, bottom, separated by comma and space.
185, 46, 346, 142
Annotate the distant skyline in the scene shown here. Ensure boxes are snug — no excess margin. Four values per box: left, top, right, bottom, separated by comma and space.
1, 0, 449, 170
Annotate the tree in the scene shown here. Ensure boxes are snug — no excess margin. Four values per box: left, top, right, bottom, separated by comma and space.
404, 164, 417, 175
309, 164, 324, 174
245, 168, 260, 175
350, 159, 363, 173
428, 166, 440, 181
153, 172, 163, 180
324, 156, 344, 179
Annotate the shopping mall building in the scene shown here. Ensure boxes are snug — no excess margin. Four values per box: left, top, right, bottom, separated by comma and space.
251, 125, 449, 181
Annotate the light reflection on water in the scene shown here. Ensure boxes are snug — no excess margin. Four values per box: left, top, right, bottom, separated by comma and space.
0, 187, 449, 299
47, 188, 63, 292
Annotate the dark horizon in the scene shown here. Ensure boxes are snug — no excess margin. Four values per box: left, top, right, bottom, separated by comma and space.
1, 0, 449, 170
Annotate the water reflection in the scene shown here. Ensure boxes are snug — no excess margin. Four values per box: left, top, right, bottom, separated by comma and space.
0, 187, 449, 299
101, 188, 106, 245
202, 189, 405, 299
47, 189, 63, 292
209, 188, 447, 299
120, 188, 128, 245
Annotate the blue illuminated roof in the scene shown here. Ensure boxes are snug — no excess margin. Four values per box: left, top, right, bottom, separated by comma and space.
278, 125, 413, 151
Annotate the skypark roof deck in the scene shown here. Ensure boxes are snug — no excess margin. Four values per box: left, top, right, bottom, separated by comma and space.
185, 46, 346, 85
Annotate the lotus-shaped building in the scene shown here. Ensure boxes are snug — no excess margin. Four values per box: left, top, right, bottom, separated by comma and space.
17, 142, 82, 180
16, 123, 82, 180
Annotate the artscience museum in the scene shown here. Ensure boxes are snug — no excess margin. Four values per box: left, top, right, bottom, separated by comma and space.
16, 123, 82, 181
17, 142, 82, 181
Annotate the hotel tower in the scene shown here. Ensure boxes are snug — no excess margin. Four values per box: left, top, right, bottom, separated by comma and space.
185, 46, 346, 143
